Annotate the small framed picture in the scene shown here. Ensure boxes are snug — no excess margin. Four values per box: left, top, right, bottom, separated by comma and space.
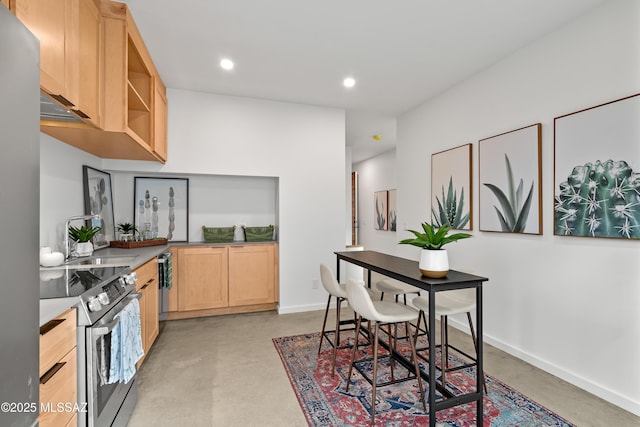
134, 177, 189, 242
83, 166, 115, 249
374, 190, 388, 230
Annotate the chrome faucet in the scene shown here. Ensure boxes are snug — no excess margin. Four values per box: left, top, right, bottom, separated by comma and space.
64, 214, 101, 260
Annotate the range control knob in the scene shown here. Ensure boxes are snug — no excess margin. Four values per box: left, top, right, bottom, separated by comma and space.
97, 292, 110, 305
124, 272, 138, 285
87, 297, 102, 313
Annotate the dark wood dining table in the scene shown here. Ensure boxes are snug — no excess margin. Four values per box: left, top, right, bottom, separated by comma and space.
335, 250, 489, 427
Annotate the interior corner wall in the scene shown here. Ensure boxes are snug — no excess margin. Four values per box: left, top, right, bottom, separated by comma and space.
353, 149, 398, 252
103, 89, 347, 313
394, 0, 640, 415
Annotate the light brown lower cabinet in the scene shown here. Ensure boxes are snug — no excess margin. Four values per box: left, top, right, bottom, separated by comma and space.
39, 308, 77, 427
228, 244, 277, 306
172, 243, 278, 319
134, 257, 159, 366
177, 246, 229, 311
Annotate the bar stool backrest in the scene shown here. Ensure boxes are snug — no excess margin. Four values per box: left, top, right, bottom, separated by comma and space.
320, 264, 347, 299
346, 279, 378, 321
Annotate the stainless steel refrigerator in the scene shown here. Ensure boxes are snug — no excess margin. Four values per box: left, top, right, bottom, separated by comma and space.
0, 5, 40, 427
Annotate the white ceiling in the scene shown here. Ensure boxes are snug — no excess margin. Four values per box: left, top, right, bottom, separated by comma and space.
121, 0, 607, 162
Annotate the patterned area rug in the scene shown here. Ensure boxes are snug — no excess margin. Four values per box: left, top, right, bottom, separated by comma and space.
273, 331, 575, 427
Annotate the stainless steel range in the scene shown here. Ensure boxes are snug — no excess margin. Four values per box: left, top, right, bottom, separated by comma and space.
40, 265, 140, 427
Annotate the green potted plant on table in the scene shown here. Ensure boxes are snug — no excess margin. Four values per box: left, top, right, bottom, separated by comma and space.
399, 222, 471, 278
68, 225, 102, 257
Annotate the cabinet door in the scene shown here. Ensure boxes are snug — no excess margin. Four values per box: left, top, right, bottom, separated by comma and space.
228, 244, 276, 306
136, 287, 146, 368
74, 0, 101, 124
1, 1, 10, 10
134, 257, 159, 365
144, 277, 159, 349
15, 0, 70, 98
178, 247, 228, 311
153, 78, 168, 161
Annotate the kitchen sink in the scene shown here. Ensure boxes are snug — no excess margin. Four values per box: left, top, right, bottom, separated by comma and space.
65, 255, 138, 267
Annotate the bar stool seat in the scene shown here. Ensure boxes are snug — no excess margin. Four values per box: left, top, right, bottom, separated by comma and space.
375, 278, 422, 304
412, 289, 486, 392
345, 279, 425, 425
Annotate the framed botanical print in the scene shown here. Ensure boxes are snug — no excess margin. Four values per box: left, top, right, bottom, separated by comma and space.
83, 166, 115, 249
134, 177, 190, 242
431, 144, 472, 230
554, 94, 640, 239
479, 124, 542, 234
374, 190, 388, 230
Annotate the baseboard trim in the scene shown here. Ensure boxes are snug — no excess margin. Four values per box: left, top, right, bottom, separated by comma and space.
277, 302, 330, 314
446, 317, 640, 417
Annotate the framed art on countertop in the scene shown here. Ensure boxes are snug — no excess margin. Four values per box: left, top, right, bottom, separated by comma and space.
134, 177, 189, 242
83, 165, 116, 249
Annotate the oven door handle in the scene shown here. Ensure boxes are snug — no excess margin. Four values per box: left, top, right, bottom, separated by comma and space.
92, 317, 120, 336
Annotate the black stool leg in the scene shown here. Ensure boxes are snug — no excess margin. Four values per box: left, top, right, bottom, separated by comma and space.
331, 296, 343, 376
318, 295, 331, 355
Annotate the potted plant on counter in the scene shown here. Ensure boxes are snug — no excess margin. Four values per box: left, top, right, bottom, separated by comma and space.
69, 225, 101, 257
117, 222, 138, 241
399, 222, 471, 278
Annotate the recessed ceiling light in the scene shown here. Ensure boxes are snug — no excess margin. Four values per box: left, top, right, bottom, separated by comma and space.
343, 77, 356, 88
220, 58, 234, 70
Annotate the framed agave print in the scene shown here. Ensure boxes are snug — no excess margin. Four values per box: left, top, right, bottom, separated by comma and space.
388, 189, 397, 231
431, 144, 472, 230
554, 94, 640, 239
479, 124, 542, 234
374, 190, 388, 230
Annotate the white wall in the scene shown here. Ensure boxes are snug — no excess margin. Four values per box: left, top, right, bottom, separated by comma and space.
391, 0, 639, 415
103, 89, 347, 313
40, 134, 103, 251
109, 172, 278, 242
353, 149, 398, 251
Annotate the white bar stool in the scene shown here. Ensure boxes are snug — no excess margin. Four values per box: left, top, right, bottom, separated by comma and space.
412, 289, 487, 392
318, 264, 365, 376
345, 279, 426, 425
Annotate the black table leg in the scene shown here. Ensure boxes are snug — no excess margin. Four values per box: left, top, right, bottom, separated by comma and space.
476, 284, 484, 425
429, 289, 437, 427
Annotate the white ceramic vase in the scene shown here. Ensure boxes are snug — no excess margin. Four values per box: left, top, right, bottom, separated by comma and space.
74, 241, 94, 257
419, 248, 449, 278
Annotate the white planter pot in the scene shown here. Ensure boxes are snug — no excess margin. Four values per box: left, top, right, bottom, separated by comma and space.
419, 249, 449, 278
74, 241, 94, 257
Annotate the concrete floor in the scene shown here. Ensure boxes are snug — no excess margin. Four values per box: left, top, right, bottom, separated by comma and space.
128, 309, 639, 427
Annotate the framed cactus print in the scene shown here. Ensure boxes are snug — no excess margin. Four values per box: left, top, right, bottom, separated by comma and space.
479, 124, 542, 234
431, 144, 472, 230
134, 177, 190, 242
554, 93, 640, 239
374, 190, 388, 230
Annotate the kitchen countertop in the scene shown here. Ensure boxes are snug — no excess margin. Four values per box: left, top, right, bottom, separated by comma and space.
39, 244, 169, 326
39, 241, 277, 325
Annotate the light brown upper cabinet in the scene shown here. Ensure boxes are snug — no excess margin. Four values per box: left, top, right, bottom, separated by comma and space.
98, 0, 166, 162
14, 0, 102, 127
153, 78, 168, 162
34, 0, 167, 163
1, 1, 11, 10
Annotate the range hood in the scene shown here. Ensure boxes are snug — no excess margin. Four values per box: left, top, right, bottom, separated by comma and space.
40, 92, 84, 123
